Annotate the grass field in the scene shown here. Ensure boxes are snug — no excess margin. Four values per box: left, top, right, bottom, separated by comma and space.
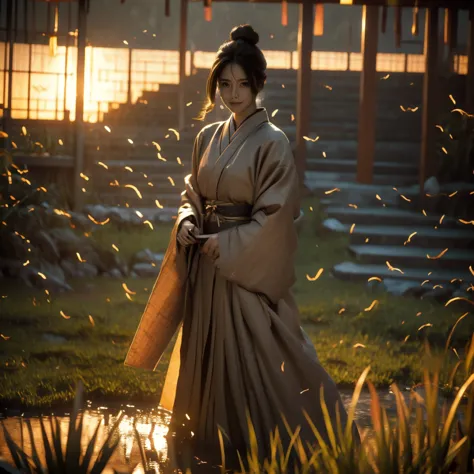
0, 197, 472, 409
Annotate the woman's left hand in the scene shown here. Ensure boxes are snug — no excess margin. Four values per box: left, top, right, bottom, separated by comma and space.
200, 234, 219, 261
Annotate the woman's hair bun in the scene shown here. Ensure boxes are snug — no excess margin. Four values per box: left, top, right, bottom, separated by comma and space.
230, 25, 259, 46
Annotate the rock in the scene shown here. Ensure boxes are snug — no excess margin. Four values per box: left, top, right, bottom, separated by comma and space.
383, 278, 428, 297
104, 268, 123, 278
0, 231, 32, 260
421, 286, 454, 303
22, 265, 72, 293
48, 228, 84, 258
424, 176, 440, 195
367, 278, 385, 293
70, 212, 93, 232
132, 248, 165, 265
83, 204, 109, 221
0, 258, 23, 278
60, 259, 78, 278
77, 262, 99, 278
38, 261, 66, 283
322, 218, 346, 232
131, 262, 160, 277
32, 230, 60, 262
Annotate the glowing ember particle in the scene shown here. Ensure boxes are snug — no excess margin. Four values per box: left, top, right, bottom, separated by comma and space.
127, 138, 134, 144
421, 280, 430, 286
325, 188, 340, 195
445, 297, 474, 307
427, 248, 448, 260
324, 85, 332, 91
322, 151, 327, 158
291, 114, 295, 121
400, 194, 411, 202
418, 323, 433, 331
155, 200, 163, 209
144, 220, 154, 230
375, 194, 381, 200
403, 335, 410, 343
21, 126, 27, 136
349, 204, 358, 209
112, 244, 119, 252
186, 102, 192, 106
271, 109, 279, 117
469, 266, 474, 276
368, 276, 382, 282
386, 261, 404, 274
407, 231, 417, 242
350, 223, 356, 234
87, 215, 110, 225
281, 361, 285, 372
123, 40, 128, 45
125, 166, 133, 172
451, 108, 474, 118
0, 334, 10, 340
353, 343, 366, 348
58, 139, 64, 145
364, 300, 378, 312
135, 210, 143, 218
449, 94, 456, 105
157, 153, 167, 162
177, 157, 183, 165
439, 214, 445, 224
23, 260, 30, 266
80, 173, 89, 181
448, 191, 458, 198
300, 388, 309, 394
60, 310, 71, 319
442, 147, 448, 154
168, 128, 180, 140
338, 308, 346, 314
124, 184, 142, 199
125, 293, 134, 301
38, 272, 47, 280
381, 74, 390, 80
104, 125, 111, 132
89, 315, 95, 326
76, 252, 86, 262
436, 125, 444, 132
303, 136, 319, 142
98, 162, 108, 169
152, 141, 161, 151
168, 177, 175, 186
309, 206, 313, 211
306, 268, 324, 281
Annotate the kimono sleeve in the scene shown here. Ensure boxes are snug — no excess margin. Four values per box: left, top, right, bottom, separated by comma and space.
176, 131, 204, 231
216, 137, 300, 304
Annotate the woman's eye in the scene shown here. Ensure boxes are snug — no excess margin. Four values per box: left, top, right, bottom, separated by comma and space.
220, 82, 229, 88
241, 82, 250, 87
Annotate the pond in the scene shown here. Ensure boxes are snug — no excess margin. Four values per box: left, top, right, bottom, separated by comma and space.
0, 388, 466, 473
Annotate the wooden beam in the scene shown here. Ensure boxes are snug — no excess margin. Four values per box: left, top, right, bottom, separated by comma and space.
73, 0, 87, 211
444, 8, 458, 74
356, 5, 378, 184
295, 1, 313, 190
419, 7, 439, 197
467, 9, 474, 113
178, 0, 188, 130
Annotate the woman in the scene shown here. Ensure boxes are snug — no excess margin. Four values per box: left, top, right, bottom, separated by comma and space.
125, 24, 360, 468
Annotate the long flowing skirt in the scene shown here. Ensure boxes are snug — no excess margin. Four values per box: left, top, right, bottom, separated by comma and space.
167, 248, 359, 468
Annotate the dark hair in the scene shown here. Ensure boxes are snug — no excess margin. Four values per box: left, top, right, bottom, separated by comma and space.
197, 25, 267, 120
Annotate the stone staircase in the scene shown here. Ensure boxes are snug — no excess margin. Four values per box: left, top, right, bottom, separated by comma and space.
315, 182, 474, 292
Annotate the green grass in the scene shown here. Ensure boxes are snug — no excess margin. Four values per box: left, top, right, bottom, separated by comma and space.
0, 197, 472, 409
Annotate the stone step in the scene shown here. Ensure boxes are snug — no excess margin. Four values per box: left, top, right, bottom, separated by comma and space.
331, 261, 474, 285
323, 219, 474, 248
306, 159, 418, 176
305, 171, 417, 187
349, 244, 474, 271
324, 206, 458, 228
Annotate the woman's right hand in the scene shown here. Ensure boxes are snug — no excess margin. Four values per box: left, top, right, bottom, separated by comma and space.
177, 219, 198, 247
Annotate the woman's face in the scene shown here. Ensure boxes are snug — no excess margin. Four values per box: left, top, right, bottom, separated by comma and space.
217, 63, 256, 115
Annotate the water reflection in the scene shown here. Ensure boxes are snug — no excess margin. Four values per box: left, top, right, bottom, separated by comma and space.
0, 388, 466, 473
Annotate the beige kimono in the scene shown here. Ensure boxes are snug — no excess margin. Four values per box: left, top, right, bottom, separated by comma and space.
125, 108, 359, 461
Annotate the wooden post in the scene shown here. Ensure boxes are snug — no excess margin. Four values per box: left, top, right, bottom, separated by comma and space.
420, 7, 439, 198
295, 1, 313, 191
127, 47, 132, 104
356, 5, 378, 184
467, 9, 474, 114
178, 0, 188, 130
73, 0, 87, 211
4, 0, 14, 135
444, 8, 458, 74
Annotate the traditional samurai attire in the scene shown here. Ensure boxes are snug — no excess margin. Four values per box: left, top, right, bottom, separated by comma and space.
124, 108, 359, 465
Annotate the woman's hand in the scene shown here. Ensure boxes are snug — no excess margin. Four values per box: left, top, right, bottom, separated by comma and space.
200, 234, 219, 261
177, 219, 198, 247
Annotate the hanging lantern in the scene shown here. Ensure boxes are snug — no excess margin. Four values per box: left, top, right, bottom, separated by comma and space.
165, 0, 170, 17
394, 6, 402, 48
381, 6, 387, 34
281, 0, 288, 27
49, 2, 59, 57
412, 6, 419, 36
204, 0, 212, 22
314, 4, 324, 36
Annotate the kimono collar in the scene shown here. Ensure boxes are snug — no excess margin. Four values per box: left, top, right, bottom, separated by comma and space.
220, 107, 269, 152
